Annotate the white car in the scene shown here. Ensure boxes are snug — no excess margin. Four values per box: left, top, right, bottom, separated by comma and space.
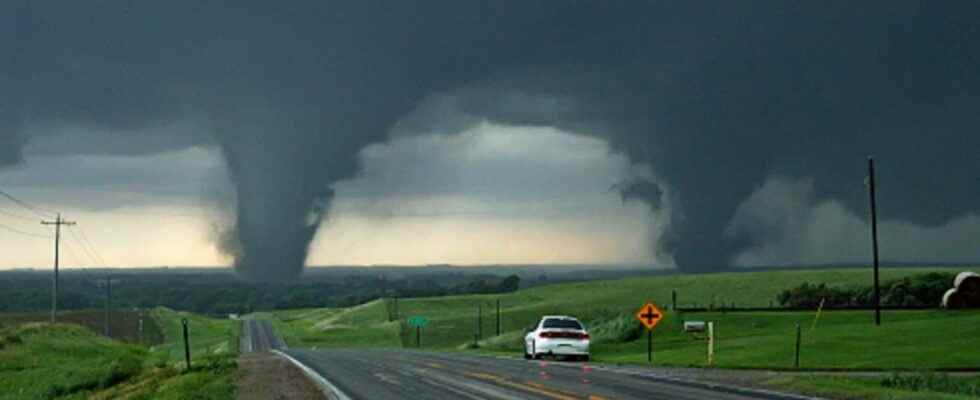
523, 315, 590, 361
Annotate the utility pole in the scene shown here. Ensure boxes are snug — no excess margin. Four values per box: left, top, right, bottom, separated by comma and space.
104, 274, 112, 337
867, 157, 882, 326
41, 213, 75, 323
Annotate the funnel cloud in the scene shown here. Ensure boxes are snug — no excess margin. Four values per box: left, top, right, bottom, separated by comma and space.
2, 1, 979, 280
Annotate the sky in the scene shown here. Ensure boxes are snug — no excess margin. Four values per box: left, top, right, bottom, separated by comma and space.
2, 2, 979, 279
0, 122, 661, 268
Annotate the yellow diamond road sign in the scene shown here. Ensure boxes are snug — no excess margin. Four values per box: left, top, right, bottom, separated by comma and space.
636, 302, 664, 330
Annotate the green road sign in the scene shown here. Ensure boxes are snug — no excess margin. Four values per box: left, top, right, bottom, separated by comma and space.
407, 316, 429, 327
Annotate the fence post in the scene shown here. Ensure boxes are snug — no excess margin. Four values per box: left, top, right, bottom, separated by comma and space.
794, 322, 801, 369
477, 304, 482, 341
707, 322, 715, 366
495, 299, 501, 336
672, 289, 677, 310
182, 318, 191, 371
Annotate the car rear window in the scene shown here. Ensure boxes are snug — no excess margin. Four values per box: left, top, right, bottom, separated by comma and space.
542, 319, 582, 330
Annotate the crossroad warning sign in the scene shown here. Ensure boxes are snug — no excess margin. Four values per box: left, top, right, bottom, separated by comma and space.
635, 302, 664, 330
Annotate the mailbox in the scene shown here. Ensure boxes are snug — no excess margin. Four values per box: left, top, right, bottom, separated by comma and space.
683, 321, 706, 333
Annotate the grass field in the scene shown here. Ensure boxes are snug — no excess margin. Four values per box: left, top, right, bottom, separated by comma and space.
0, 308, 240, 399
254, 267, 979, 370
247, 302, 402, 348
250, 267, 979, 400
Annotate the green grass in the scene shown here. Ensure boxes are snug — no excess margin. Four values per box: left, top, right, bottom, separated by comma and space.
768, 374, 980, 400
249, 301, 402, 348
0, 323, 146, 400
0, 308, 240, 399
152, 307, 240, 362
252, 267, 980, 371
589, 309, 980, 369
0, 309, 164, 345
87, 353, 238, 400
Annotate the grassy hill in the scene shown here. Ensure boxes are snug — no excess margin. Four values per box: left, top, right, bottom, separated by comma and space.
0, 323, 147, 400
0, 309, 164, 345
0, 308, 240, 399
255, 267, 980, 370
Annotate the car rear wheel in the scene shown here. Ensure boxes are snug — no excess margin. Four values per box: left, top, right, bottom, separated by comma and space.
523, 343, 531, 359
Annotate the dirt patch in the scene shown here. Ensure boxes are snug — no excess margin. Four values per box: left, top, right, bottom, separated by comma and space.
237, 352, 325, 400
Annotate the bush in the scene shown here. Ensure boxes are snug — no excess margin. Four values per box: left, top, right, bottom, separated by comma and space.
777, 282, 855, 308
588, 315, 642, 344
881, 372, 980, 396
0, 333, 23, 350
777, 272, 955, 308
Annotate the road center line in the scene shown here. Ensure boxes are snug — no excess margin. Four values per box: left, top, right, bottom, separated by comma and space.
463, 371, 581, 400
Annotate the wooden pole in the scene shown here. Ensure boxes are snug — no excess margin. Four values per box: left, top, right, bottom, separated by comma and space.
647, 329, 653, 363
182, 318, 191, 370
495, 298, 501, 337
868, 156, 882, 326
708, 322, 715, 366
794, 322, 802, 369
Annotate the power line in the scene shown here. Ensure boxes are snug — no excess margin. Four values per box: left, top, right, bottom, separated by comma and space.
71, 225, 108, 266
66, 226, 105, 266
0, 206, 37, 221
0, 221, 52, 239
60, 237, 87, 266
0, 188, 56, 218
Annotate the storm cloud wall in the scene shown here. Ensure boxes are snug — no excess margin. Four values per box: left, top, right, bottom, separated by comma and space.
2, 1, 978, 278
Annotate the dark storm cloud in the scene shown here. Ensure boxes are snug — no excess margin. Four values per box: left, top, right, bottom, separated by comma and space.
2, 1, 979, 278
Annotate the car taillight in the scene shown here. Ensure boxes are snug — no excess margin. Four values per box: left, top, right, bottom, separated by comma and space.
539, 331, 589, 339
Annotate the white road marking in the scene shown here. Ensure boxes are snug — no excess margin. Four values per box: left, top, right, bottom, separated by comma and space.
272, 350, 353, 400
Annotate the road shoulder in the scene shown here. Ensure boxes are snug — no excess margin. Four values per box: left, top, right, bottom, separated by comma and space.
236, 352, 325, 400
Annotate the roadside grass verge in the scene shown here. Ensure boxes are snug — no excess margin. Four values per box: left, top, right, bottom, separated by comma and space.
86, 308, 241, 399
87, 353, 237, 400
768, 374, 980, 400
152, 307, 240, 361
587, 309, 980, 369
0, 308, 240, 399
0, 323, 146, 400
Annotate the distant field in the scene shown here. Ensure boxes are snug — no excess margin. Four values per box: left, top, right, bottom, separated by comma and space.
153, 307, 240, 361
254, 267, 980, 370
249, 303, 402, 348
0, 309, 164, 345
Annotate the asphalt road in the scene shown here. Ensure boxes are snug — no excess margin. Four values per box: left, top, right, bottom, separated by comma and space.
242, 319, 288, 353
240, 320, 812, 399
285, 349, 813, 400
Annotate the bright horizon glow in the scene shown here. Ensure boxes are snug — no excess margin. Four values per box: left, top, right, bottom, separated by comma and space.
0, 124, 661, 269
